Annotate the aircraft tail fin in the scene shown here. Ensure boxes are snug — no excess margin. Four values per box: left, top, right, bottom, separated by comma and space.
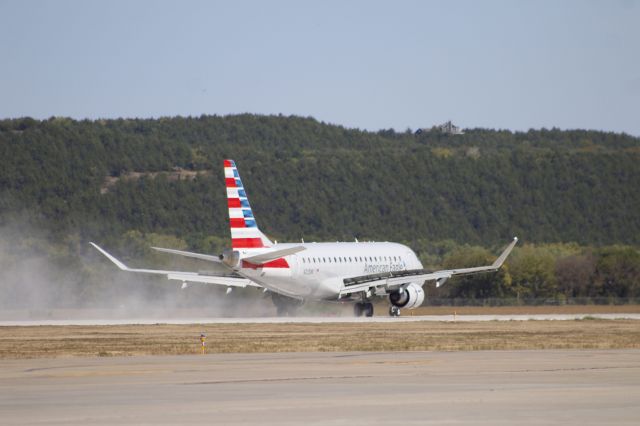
224, 159, 273, 250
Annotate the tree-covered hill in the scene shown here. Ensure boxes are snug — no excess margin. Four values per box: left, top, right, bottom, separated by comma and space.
1, 115, 639, 308
1, 114, 638, 248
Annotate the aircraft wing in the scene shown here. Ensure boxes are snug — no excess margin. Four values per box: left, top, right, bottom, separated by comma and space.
429, 236, 518, 281
339, 237, 518, 296
90, 243, 257, 288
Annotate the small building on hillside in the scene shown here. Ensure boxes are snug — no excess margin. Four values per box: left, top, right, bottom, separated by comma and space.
415, 121, 465, 135
436, 121, 464, 135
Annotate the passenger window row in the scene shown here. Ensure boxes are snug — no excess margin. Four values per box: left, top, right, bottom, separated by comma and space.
301, 256, 401, 264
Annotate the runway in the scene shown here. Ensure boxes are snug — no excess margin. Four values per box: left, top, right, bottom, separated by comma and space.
1, 350, 638, 425
2, 312, 640, 326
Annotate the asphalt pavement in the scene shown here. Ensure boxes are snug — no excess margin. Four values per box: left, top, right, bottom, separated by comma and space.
1, 349, 639, 425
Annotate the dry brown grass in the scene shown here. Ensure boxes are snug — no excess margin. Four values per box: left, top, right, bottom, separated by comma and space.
1, 319, 639, 359
409, 305, 640, 316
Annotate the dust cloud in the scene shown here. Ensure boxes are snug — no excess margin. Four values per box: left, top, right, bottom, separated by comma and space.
0, 223, 280, 320
0, 220, 358, 321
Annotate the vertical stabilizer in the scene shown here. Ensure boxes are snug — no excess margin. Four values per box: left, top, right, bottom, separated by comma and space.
224, 159, 273, 250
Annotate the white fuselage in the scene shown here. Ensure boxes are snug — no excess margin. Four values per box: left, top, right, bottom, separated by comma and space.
234, 242, 423, 300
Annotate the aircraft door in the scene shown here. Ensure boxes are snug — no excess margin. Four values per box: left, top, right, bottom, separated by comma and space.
290, 254, 300, 276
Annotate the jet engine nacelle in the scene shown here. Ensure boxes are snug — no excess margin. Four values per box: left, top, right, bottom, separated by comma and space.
388, 283, 425, 309
220, 249, 240, 268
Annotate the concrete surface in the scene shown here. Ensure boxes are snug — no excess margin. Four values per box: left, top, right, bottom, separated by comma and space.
2, 313, 640, 326
1, 350, 639, 425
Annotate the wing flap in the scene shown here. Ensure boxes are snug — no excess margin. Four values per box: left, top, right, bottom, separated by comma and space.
340, 269, 444, 296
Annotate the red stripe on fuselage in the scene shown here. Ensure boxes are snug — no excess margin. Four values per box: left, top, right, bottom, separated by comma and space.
242, 258, 289, 269
232, 238, 264, 248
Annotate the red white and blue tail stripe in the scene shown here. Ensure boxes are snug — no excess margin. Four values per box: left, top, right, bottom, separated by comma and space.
224, 159, 273, 250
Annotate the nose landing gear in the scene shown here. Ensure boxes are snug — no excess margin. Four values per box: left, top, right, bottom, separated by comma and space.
389, 305, 401, 317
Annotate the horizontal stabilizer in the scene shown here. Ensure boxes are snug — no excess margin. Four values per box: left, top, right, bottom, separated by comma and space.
151, 246, 222, 263
242, 246, 306, 264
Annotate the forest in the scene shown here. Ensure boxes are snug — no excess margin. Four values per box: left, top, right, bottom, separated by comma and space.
0, 114, 639, 308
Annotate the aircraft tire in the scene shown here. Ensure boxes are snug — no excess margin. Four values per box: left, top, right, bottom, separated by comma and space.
364, 302, 374, 317
354, 303, 363, 317
389, 306, 401, 317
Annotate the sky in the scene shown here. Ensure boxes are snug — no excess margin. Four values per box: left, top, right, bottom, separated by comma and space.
1, 0, 639, 134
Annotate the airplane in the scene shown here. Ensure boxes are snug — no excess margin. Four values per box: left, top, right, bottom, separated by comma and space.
91, 159, 518, 317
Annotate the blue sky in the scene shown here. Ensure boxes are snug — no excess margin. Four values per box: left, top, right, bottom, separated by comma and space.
1, 0, 639, 134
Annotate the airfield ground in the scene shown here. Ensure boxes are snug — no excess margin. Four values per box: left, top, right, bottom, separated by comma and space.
1, 350, 639, 425
1, 318, 639, 359
2, 317, 639, 424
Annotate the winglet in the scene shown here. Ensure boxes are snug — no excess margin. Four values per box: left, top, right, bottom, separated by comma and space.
491, 237, 518, 269
90, 242, 130, 271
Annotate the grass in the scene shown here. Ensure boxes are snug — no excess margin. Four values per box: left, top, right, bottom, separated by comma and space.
1, 319, 639, 359
408, 304, 640, 316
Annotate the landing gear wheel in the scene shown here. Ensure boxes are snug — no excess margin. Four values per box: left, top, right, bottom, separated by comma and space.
272, 293, 302, 317
354, 303, 363, 317
355, 302, 374, 317
389, 306, 401, 317
363, 302, 374, 317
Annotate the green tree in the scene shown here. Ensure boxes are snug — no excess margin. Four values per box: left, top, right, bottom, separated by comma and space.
555, 253, 596, 297
593, 247, 640, 298
442, 246, 513, 299
509, 245, 557, 299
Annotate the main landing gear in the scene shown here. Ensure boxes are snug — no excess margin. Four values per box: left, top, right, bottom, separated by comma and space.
271, 293, 303, 317
354, 302, 374, 317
